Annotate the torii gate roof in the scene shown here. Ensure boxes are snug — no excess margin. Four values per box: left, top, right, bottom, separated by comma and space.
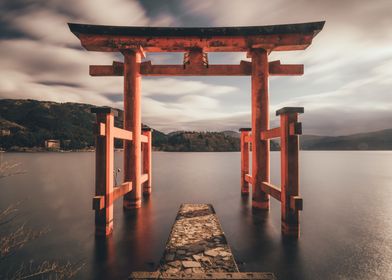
68, 21, 325, 52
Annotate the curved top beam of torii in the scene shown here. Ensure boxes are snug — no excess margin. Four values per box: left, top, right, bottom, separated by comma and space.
68, 21, 325, 77
68, 21, 325, 53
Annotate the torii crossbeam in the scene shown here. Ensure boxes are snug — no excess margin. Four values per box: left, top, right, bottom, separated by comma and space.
68, 21, 325, 237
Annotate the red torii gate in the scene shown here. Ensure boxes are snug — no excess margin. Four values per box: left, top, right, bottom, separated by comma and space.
69, 21, 324, 238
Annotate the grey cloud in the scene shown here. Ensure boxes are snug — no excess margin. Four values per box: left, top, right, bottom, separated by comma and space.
37, 80, 81, 88
0, 0, 391, 136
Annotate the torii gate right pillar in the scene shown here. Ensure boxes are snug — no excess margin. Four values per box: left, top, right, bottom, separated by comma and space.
251, 49, 270, 210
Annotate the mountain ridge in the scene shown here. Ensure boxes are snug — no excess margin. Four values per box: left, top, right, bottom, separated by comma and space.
1, 99, 391, 151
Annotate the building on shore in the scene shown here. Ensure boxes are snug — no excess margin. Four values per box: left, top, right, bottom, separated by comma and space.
44, 139, 60, 150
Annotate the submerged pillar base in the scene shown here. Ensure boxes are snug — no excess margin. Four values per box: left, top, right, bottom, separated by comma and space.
123, 198, 142, 209
252, 200, 270, 210
241, 187, 250, 196
95, 220, 113, 236
143, 187, 152, 196
281, 222, 300, 238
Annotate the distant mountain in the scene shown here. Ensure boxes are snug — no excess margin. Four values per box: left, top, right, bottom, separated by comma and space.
1, 99, 391, 151
221, 130, 240, 138
0, 99, 157, 151
0, 99, 244, 152
300, 129, 392, 150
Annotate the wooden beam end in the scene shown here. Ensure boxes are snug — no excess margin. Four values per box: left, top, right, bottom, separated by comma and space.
93, 195, 105, 210
290, 196, 303, 211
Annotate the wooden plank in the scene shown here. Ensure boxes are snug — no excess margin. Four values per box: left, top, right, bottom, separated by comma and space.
245, 174, 253, 184
90, 60, 303, 77
141, 134, 149, 143
244, 135, 252, 143
140, 60, 251, 76
268, 60, 304, 76
141, 173, 149, 184
90, 61, 124, 76
260, 182, 281, 202
260, 127, 281, 140
113, 127, 133, 141
93, 182, 133, 210
90, 65, 118, 76
97, 123, 133, 140
111, 181, 133, 203
290, 196, 303, 211
142, 130, 152, 195
241, 130, 250, 195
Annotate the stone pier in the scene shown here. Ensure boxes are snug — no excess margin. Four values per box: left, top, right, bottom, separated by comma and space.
129, 204, 276, 280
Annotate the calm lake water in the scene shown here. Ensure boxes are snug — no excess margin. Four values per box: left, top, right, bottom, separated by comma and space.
0, 151, 391, 280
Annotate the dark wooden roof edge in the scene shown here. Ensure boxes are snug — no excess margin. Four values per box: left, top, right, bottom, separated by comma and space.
276, 107, 304, 116
68, 21, 325, 38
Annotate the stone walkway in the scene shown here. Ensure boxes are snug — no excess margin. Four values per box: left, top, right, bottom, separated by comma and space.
159, 204, 238, 274
129, 204, 276, 279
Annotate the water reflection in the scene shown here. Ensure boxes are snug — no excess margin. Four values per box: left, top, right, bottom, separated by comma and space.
1, 151, 392, 279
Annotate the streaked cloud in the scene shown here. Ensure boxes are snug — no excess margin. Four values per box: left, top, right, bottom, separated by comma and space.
0, 0, 390, 135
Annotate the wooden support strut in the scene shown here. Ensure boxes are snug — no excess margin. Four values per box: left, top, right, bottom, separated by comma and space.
142, 128, 152, 196
91, 107, 117, 236
260, 127, 281, 140
97, 123, 133, 140
277, 107, 304, 238
89, 60, 303, 77
239, 128, 251, 195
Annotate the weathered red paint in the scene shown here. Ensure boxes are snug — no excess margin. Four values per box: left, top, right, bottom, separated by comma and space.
279, 108, 303, 238
251, 49, 270, 210
89, 60, 303, 77
142, 129, 152, 196
123, 50, 142, 210
74, 33, 317, 53
240, 129, 251, 195
92, 110, 115, 236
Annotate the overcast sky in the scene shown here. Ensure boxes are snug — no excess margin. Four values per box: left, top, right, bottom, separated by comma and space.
0, 0, 391, 135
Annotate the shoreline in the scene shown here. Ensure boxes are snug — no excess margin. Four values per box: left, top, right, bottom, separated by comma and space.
1, 149, 392, 153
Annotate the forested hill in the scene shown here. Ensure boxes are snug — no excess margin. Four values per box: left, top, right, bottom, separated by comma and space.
0, 99, 252, 152
1, 99, 391, 151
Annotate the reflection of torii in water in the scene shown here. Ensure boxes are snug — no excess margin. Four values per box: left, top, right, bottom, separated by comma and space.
68, 21, 325, 238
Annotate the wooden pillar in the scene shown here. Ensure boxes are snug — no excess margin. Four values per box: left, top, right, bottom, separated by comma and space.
91, 107, 117, 236
251, 49, 270, 210
142, 128, 152, 196
239, 128, 251, 195
278, 107, 304, 238
123, 50, 142, 209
